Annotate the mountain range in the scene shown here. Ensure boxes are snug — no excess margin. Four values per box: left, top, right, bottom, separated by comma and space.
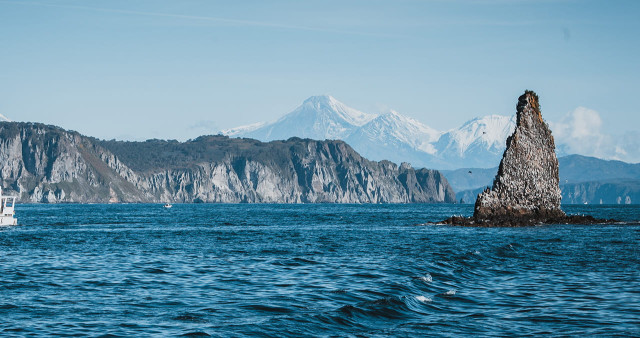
223, 95, 519, 170
223, 95, 640, 170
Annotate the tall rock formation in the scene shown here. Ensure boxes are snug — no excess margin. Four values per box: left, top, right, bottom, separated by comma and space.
441, 90, 619, 226
473, 90, 565, 222
0, 122, 456, 204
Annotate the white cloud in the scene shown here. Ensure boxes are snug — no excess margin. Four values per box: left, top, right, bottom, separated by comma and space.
619, 131, 640, 163
550, 107, 640, 163
188, 120, 220, 134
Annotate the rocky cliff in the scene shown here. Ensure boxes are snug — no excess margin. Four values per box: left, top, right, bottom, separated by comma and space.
442, 90, 617, 226
0, 122, 456, 203
561, 179, 638, 205
473, 90, 565, 221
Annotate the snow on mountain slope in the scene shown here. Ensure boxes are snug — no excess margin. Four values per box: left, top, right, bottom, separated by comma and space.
227, 95, 377, 141
0, 114, 11, 122
437, 115, 516, 156
222, 96, 520, 169
433, 115, 516, 168
305, 95, 376, 127
343, 110, 441, 167
350, 110, 440, 154
221, 121, 267, 137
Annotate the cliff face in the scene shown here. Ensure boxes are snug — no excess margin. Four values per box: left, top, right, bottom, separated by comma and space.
474, 90, 565, 221
561, 179, 638, 205
0, 122, 456, 204
0, 123, 145, 203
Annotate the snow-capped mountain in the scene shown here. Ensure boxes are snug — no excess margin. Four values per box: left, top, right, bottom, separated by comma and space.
222, 95, 376, 141
344, 110, 441, 168
222, 95, 518, 170
434, 115, 516, 168
348, 110, 440, 154
0, 114, 11, 122
222, 121, 267, 137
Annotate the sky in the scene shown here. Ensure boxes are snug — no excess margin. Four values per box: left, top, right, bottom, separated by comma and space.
1, 0, 639, 148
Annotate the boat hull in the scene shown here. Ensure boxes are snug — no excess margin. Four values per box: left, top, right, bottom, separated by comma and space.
0, 216, 17, 226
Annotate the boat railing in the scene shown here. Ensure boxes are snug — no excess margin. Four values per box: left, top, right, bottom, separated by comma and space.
1, 196, 16, 216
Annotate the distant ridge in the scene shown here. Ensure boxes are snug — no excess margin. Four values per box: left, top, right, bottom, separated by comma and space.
444, 155, 640, 205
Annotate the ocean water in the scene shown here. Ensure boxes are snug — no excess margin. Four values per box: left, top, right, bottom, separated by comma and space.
1, 204, 639, 337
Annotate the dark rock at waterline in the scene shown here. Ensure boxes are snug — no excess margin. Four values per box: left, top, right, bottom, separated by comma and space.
440, 214, 620, 227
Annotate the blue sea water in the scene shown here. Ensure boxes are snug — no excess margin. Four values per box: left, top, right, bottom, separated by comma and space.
1, 204, 639, 337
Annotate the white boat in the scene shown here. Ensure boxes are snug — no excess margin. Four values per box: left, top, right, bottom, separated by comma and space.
163, 203, 172, 209
0, 187, 17, 226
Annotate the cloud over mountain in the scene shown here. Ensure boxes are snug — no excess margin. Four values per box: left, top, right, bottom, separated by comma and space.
551, 107, 639, 163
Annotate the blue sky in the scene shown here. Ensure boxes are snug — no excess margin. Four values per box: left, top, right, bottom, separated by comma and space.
1, 0, 639, 142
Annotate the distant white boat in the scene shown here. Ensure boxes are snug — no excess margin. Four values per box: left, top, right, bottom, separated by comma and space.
163, 203, 172, 209
0, 187, 17, 226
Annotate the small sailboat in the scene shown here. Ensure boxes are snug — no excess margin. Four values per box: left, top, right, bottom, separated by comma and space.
163, 203, 172, 209
0, 187, 18, 225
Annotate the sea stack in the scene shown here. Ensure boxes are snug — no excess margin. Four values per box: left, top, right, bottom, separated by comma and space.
441, 90, 619, 226
473, 90, 566, 224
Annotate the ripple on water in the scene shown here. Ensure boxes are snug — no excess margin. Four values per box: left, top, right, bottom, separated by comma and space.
3, 204, 640, 336
180, 332, 212, 337
241, 304, 295, 314
415, 295, 432, 303
172, 312, 209, 323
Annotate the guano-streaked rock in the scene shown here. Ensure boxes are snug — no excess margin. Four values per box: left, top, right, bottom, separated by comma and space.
442, 90, 617, 226
474, 90, 565, 222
